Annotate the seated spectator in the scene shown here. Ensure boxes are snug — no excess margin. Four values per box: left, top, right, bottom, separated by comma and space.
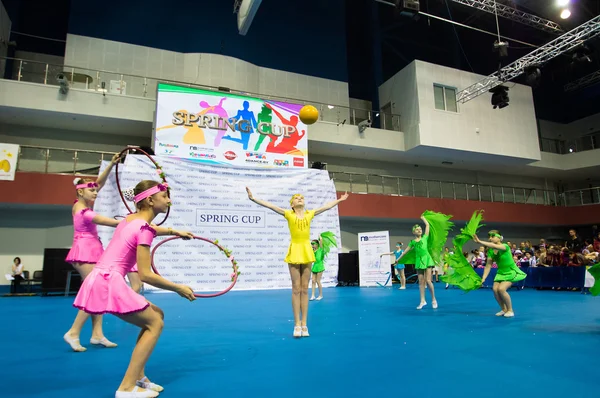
538, 239, 547, 250
10, 257, 25, 294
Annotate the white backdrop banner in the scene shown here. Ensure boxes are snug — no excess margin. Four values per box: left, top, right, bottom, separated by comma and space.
358, 231, 390, 287
93, 155, 340, 292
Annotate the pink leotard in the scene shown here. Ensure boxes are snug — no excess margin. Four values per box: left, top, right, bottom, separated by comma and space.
73, 218, 156, 315
65, 208, 103, 264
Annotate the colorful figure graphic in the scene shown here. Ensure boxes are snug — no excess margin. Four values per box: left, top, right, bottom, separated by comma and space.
222, 100, 258, 150
253, 104, 273, 151
199, 98, 230, 146
265, 104, 305, 155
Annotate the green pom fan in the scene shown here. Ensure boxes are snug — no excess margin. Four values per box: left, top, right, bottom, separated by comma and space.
440, 210, 484, 292
422, 210, 454, 265
588, 263, 600, 296
319, 231, 338, 258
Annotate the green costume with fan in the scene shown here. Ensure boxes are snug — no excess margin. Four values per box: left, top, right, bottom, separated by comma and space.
441, 210, 484, 292
398, 210, 453, 269
311, 231, 337, 273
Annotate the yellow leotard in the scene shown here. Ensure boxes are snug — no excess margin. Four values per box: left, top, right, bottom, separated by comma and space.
284, 209, 316, 264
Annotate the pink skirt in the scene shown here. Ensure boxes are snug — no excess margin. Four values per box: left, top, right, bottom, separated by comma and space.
73, 268, 149, 315
130, 263, 138, 272
66, 236, 104, 264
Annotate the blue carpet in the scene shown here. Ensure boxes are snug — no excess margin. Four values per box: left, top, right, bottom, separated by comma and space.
2, 286, 600, 398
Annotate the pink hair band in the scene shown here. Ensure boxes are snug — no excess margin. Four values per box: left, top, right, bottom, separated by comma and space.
76, 182, 98, 189
134, 183, 169, 204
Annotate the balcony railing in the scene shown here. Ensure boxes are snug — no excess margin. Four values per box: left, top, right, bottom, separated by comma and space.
2, 56, 401, 131
12, 145, 578, 207
329, 172, 561, 206
559, 187, 600, 206
540, 134, 599, 155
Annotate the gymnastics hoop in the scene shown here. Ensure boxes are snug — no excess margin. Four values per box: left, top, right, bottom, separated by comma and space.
115, 146, 170, 226
150, 235, 240, 298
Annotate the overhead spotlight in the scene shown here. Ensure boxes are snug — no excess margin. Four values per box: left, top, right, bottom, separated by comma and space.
494, 40, 509, 58
489, 85, 509, 109
556, 0, 570, 7
394, 0, 420, 19
524, 65, 542, 88
560, 9, 571, 19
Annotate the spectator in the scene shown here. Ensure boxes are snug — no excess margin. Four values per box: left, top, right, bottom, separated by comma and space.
593, 232, 600, 253
10, 257, 25, 294
566, 229, 583, 253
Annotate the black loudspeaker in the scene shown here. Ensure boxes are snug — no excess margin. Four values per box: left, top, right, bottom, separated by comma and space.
42, 249, 79, 295
337, 251, 359, 286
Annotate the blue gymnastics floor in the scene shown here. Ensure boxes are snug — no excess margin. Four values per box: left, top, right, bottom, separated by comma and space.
2, 286, 600, 398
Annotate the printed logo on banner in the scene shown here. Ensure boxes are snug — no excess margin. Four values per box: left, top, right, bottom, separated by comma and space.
189, 152, 216, 159
274, 160, 289, 167
224, 151, 237, 160
293, 157, 304, 167
159, 143, 179, 149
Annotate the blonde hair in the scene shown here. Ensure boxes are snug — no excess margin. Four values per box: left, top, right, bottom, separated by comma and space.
289, 194, 304, 207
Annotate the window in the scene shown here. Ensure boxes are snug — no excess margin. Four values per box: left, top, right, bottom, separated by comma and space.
433, 84, 458, 112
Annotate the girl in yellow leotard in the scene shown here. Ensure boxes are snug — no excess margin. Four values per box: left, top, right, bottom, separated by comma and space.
246, 187, 349, 338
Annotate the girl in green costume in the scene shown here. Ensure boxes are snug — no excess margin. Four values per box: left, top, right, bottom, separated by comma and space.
310, 232, 337, 301
396, 211, 453, 310
475, 230, 526, 318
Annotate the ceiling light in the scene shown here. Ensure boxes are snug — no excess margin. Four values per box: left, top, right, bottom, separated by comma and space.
560, 9, 571, 19
556, 0, 570, 7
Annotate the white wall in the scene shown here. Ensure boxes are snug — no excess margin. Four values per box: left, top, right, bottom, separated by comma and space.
0, 0, 10, 78
380, 60, 541, 162
63, 34, 350, 119
379, 62, 420, 149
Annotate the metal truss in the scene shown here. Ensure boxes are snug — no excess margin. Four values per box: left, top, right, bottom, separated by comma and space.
564, 69, 600, 92
457, 15, 600, 104
450, 0, 563, 34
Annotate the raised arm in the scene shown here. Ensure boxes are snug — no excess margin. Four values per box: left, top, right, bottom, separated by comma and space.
96, 153, 121, 191
421, 215, 430, 236
314, 192, 349, 216
380, 252, 394, 257
136, 245, 195, 301
246, 187, 286, 216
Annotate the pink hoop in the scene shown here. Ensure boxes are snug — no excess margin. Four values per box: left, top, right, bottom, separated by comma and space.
150, 236, 239, 298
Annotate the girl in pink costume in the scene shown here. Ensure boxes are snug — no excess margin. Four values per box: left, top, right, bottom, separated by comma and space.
73, 180, 195, 398
64, 154, 122, 352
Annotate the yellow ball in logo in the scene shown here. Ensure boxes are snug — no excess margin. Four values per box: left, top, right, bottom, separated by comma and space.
299, 105, 319, 125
